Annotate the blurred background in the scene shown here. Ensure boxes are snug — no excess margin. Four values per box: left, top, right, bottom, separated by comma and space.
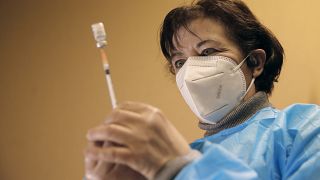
0, 0, 319, 179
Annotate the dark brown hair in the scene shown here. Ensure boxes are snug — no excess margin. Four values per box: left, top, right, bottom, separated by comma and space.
160, 0, 284, 94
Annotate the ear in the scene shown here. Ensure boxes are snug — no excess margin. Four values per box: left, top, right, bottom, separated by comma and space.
249, 49, 266, 78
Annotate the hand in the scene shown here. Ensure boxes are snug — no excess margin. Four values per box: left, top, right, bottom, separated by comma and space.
85, 102, 191, 179
84, 141, 146, 180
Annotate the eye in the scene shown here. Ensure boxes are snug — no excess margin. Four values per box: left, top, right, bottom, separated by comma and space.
174, 59, 186, 69
200, 48, 217, 56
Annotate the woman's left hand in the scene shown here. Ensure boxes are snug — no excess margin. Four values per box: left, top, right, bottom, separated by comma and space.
84, 102, 191, 179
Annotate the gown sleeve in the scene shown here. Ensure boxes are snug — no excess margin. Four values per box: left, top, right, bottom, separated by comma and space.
175, 141, 259, 179
175, 104, 320, 180
284, 104, 320, 179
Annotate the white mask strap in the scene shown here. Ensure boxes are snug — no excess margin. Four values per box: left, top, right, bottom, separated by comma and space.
233, 52, 253, 72
241, 77, 255, 100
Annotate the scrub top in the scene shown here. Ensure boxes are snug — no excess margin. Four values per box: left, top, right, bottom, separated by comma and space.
176, 104, 320, 179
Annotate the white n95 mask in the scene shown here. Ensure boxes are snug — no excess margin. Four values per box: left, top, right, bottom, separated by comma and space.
176, 55, 255, 124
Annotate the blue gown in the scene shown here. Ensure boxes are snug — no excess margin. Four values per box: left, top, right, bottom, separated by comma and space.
176, 104, 320, 179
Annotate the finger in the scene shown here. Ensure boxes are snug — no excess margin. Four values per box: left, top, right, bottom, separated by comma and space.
87, 124, 134, 145
85, 142, 98, 167
85, 145, 132, 165
117, 101, 151, 113
105, 108, 142, 126
84, 156, 97, 172
84, 158, 97, 179
85, 142, 114, 180
94, 160, 116, 178
84, 142, 98, 179
117, 101, 161, 122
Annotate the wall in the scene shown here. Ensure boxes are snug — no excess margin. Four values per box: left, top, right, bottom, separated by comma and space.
0, 0, 319, 179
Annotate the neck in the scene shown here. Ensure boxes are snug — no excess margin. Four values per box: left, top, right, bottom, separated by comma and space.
198, 91, 271, 136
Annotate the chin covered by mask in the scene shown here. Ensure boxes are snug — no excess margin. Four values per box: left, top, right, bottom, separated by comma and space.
176, 55, 255, 124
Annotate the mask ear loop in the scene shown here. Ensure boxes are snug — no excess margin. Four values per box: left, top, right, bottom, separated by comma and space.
241, 77, 255, 100
232, 52, 253, 72
232, 52, 255, 100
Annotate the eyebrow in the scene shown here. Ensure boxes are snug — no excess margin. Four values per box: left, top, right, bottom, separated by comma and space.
196, 39, 220, 48
170, 39, 221, 60
170, 51, 184, 60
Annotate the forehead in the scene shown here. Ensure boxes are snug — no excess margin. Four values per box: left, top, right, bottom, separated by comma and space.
172, 17, 231, 52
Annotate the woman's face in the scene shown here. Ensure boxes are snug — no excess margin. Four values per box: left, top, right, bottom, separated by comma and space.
171, 17, 255, 99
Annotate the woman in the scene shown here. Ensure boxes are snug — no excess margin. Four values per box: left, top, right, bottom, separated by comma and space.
84, 0, 320, 179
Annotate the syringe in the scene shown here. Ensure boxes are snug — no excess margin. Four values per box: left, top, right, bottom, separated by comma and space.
84, 23, 118, 180
91, 22, 117, 109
